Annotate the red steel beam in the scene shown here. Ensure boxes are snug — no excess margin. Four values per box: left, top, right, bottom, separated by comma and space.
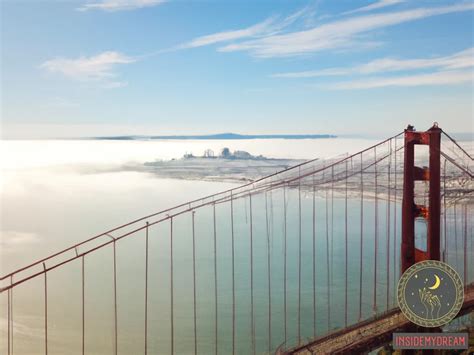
401, 126, 417, 272
427, 125, 441, 260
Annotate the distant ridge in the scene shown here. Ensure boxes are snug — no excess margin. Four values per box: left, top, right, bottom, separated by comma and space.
94, 133, 336, 140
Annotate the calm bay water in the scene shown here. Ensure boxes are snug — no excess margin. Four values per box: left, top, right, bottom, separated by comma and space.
1, 138, 471, 354
1, 137, 381, 274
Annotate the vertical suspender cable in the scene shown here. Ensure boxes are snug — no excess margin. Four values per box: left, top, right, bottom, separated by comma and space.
443, 159, 448, 263
213, 204, 218, 355
393, 138, 397, 296
387, 141, 391, 310
144, 222, 149, 355
8, 286, 11, 355
374, 147, 378, 313
471, 206, 473, 285
344, 160, 348, 327
44, 263, 48, 355
265, 192, 272, 354
464, 205, 467, 286
454, 203, 458, 268
113, 241, 118, 355
359, 153, 364, 321
192, 212, 198, 355
312, 173, 316, 338
324, 168, 330, 331
249, 194, 255, 355
10, 282, 14, 355
283, 186, 288, 345
82, 256, 85, 355
10, 277, 13, 355
270, 189, 274, 249
331, 166, 334, 290
170, 218, 174, 355
230, 193, 235, 355
298, 167, 302, 344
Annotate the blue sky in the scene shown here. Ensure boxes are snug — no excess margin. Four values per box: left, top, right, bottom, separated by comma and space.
1, 0, 473, 138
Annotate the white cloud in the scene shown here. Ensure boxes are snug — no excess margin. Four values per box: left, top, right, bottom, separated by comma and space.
78, 0, 166, 11
182, 17, 279, 48
344, 0, 405, 15
181, 7, 309, 49
273, 47, 474, 78
41, 51, 135, 88
217, 3, 474, 58
327, 69, 474, 90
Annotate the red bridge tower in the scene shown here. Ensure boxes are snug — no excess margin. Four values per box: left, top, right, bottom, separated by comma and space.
401, 123, 442, 272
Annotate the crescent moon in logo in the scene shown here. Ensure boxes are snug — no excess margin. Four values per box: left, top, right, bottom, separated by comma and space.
429, 274, 441, 290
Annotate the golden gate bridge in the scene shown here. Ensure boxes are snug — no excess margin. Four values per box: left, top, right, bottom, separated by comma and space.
1, 124, 473, 354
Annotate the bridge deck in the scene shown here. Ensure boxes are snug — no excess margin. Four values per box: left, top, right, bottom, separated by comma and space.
285, 285, 474, 355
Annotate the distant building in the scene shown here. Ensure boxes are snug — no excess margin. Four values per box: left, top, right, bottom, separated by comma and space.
220, 147, 231, 158
182, 148, 267, 160
203, 149, 214, 158
232, 150, 252, 159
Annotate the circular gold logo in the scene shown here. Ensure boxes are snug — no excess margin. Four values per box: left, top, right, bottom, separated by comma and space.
397, 260, 464, 327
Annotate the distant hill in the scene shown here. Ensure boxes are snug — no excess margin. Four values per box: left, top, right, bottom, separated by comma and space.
94, 133, 336, 140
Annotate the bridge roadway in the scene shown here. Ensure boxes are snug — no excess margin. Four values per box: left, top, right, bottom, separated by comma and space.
283, 284, 474, 354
